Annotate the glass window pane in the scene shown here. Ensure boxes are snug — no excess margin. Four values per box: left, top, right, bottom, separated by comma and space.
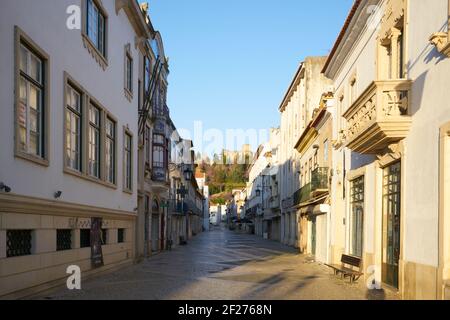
20, 45, 28, 73
98, 14, 105, 54
30, 54, 42, 84
30, 109, 38, 132
29, 85, 41, 111
19, 127, 26, 151
30, 133, 38, 155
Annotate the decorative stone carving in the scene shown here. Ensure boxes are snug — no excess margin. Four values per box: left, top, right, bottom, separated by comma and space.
380, 0, 406, 39
342, 80, 412, 154
430, 32, 450, 58
115, 0, 128, 15
384, 90, 408, 116
376, 142, 404, 167
82, 35, 108, 70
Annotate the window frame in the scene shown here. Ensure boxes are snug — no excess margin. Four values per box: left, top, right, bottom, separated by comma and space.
88, 102, 102, 179
105, 116, 117, 185
14, 26, 50, 167
65, 81, 83, 173
123, 127, 133, 193
124, 44, 133, 101
350, 176, 365, 258
152, 133, 166, 170
81, 0, 108, 69
63, 72, 118, 189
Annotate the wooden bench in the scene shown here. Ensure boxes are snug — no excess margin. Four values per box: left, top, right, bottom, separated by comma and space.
326, 255, 363, 283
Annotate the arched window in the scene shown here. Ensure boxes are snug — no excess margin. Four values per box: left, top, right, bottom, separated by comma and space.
152, 199, 159, 213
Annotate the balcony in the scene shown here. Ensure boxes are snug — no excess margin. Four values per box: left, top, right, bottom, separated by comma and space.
151, 167, 169, 194
269, 196, 280, 210
293, 168, 329, 206
169, 199, 188, 215
343, 80, 412, 154
311, 167, 329, 196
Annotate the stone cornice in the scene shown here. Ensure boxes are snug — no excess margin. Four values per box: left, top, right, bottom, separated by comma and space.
116, 0, 153, 39
0, 193, 136, 220
323, 0, 382, 79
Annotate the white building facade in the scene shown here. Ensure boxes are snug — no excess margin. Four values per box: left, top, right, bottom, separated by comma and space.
0, 0, 148, 298
324, 0, 450, 299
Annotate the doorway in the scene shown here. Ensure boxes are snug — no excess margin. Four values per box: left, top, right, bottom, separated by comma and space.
311, 216, 317, 256
160, 211, 165, 250
382, 161, 401, 289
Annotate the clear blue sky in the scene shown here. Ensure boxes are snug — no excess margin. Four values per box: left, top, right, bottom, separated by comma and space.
142, 0, 353, 152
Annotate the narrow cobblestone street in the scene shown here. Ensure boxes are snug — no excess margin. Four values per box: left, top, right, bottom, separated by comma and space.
42, 227, 398, 300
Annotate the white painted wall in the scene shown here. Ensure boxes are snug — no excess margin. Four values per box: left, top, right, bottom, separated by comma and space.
402, 0, 450, 267
0, 0, 139, 212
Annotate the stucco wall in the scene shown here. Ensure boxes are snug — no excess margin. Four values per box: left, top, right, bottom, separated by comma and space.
402, 0, 450, 268
0, 0, 139, 212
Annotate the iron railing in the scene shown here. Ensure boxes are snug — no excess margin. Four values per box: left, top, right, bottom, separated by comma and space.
311, 167, 329, 191
6, 230, 32, 258
168, 199, 188, 214
293, 167, 329, 206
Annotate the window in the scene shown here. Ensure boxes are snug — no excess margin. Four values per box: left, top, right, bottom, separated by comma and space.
101, 229, 107, 245
323, 139, 329, 163
153, 134, 166, 169
57, 229, 72, 251
118, 229, 125, 243
308, 158, 313, 182
6, 230, 32, 258
378, 10, 406, 81
86, 0, 106, 56
313, 152, 318, 169
350, 176, 364, 257
65, 85, 82, 171
64, 73, 119, 188
145, 125, 151, 166
16, 31, 48, 163
124, 131, 133, 191
350, 78, 357, 105
125, 53, 133, 94
80, 229, 91, 248
105, 117, 116, 184
144, 56, 151, 97
338, 95, 344, 132
88, 104, 101, 178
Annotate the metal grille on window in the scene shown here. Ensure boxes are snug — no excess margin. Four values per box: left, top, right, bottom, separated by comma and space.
80, 229, 91, 248
101, 229, 107, 245
57, 229, 72, 251
7, 230, 32, 258
118, 229, 125, 243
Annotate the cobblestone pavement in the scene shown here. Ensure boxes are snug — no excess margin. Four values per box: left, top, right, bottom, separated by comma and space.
41, 226, 399, 300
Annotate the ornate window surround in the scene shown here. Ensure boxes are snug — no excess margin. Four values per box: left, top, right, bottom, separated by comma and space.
81, 0, 109, 70
430, 0, 450, 58
377, 0, 407, 80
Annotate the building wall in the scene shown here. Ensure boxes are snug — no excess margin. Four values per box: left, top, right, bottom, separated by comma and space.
0, 0, 139, 210
402, 0, 450, 299
0, 0, 143, 298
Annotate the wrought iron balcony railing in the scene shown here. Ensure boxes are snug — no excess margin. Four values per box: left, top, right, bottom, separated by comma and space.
311, 167, 329, 192
168, 199, 188, 214
293, 167, 329, 206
